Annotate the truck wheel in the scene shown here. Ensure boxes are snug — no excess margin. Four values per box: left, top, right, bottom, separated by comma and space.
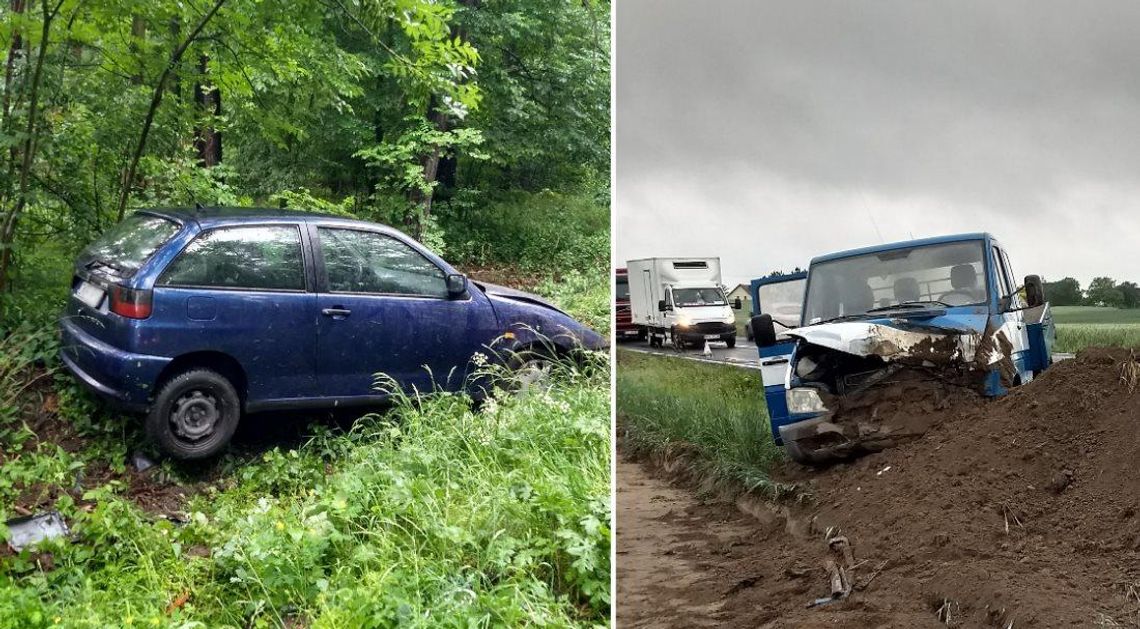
146, 368, 241, 461
637, 328, 647, 341
724, 336, 736, 349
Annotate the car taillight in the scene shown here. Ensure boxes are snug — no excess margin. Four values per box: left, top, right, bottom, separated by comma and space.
109, 284, 152, 319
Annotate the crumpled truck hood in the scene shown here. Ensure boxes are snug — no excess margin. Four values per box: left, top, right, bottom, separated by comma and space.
787, 313, 1005, 365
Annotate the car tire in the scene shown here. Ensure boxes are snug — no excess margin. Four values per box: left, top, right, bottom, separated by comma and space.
146, 368, 241, 461
745, 323, 753, 341
724, 336, 736, 349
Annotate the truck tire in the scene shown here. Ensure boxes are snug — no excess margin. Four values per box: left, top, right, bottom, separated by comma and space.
724, 335, 736, 349
146, 368, 241, 460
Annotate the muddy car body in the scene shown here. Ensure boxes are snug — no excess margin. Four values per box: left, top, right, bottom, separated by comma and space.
751, 233, 1055, 463
60, 208, 605, 460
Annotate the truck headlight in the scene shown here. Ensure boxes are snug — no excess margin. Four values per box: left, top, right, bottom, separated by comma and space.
675, 314, 692, 327
786, 387, 827, 414
723, 313, 736, 324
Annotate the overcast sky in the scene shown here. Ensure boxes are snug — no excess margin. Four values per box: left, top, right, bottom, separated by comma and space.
615, 0, 1140, 288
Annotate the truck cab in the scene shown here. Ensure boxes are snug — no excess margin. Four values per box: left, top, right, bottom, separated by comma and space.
627, 257, 739, 349
615, 268, 644, 340
750, 233, 1055, 463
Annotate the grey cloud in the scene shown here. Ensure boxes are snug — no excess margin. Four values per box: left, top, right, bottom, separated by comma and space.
616, 0, 1140, 286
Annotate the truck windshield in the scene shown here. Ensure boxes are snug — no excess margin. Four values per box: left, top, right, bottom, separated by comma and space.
803, 240, 988, 324
79, 214, 180, 276
673, 287, 725, 307
616, 276, 630, 300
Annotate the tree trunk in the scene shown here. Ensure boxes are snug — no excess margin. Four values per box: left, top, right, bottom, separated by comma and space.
116, 0, 227, 220
193, 53, 222, 167
0, 0, 59, 292
130, 14, 146, 84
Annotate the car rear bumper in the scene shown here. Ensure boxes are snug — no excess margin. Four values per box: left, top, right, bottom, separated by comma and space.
59, 318, 169, 411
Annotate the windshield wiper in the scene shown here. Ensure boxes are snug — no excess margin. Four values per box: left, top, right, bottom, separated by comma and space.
865, 300, 952, 313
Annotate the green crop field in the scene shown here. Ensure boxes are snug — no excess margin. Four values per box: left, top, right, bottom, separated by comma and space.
1052, 306, 1140, 353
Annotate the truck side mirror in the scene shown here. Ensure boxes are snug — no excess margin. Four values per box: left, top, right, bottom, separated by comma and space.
733, 297, 742, 310
1024, 274, 1045, 308
751, 314, 777, 348
657, 299, 672, 312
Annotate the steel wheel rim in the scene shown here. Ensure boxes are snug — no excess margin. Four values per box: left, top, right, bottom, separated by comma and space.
171, 389, 221, 443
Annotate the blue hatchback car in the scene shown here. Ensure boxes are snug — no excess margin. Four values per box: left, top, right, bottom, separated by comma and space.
60, 208, 606, 459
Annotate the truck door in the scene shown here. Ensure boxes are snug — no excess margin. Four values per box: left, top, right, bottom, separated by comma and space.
750, 272, 808, 444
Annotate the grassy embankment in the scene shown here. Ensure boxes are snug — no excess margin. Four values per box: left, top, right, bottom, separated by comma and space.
616, 350, 789, 498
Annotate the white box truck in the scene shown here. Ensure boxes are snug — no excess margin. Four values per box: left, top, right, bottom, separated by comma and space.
627, 257, 741, 348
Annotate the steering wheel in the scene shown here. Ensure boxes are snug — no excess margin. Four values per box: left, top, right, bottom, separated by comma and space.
938, 290, 976, 306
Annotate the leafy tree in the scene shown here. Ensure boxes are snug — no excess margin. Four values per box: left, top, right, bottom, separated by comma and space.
1044, 277, 1082, 306
1085, 276, 1123, 308
1119, 281, 1140, 309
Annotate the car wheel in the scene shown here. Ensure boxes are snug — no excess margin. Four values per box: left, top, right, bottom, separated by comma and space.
510, 349, 556, 395
146, 368, 241, 460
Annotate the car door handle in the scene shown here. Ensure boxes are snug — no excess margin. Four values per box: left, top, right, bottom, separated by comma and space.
321, 307, 352, 317
761, 358, 789, 366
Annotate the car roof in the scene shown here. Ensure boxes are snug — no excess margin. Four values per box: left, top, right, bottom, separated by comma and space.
810, 232, 993, 265
137, 206, 386, 230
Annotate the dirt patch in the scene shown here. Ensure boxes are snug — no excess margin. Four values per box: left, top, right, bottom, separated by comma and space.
619, 348, 1140, 626
5, 378, 200, 520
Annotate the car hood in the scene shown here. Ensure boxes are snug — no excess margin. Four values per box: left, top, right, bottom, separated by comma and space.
474, 281, 568, 316
787, 313, 995, 365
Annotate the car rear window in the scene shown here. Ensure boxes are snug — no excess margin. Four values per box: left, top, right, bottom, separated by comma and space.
80, 214, 180, 276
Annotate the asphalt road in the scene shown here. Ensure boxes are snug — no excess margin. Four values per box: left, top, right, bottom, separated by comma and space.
616, 337, 761, 369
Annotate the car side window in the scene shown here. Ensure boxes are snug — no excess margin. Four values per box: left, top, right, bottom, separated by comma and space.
159, 225, 305, 291
318, 228, 447, 298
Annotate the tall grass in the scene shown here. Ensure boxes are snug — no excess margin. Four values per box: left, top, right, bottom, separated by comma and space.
1, 339, 610, 626
616, 351, 790, 497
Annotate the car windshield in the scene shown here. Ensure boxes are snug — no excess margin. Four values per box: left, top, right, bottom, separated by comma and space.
673, 287, 725, 307
79, 214, 180, 276
803, 240, 988, 324
616, 276, 630, 300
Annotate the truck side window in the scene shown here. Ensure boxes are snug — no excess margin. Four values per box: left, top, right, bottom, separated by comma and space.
999, 248, 1024, 308
992, 246, 1012, 298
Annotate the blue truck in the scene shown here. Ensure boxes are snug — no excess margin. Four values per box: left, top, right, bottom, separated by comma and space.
749, 233, 1055, 463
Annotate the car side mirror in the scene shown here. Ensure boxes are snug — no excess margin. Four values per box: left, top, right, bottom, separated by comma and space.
751, 314, 777, 348
658, 299, 672, 312
733, 297, 742, 310
446, 273, 468, 298
1024, 274, 1045, 308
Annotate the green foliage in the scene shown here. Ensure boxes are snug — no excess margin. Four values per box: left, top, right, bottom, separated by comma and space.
616, 351, 791, 498
442, 190, 609, 273
1086, 276, 1124, 308
537, 269, 609, 336
1, 353, 611, 627
1043, 277, 1083, 307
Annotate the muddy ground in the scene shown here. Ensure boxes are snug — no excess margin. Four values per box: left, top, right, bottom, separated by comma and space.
618, 348, 1140, 627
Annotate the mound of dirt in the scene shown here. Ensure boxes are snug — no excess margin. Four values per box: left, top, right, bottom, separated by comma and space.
719, 348, 1140, 626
